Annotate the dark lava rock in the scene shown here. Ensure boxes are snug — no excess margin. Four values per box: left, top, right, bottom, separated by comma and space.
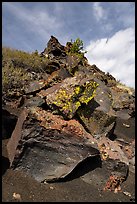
3, 36, 135, 187
45, 75, 98, 119
24, 96, 45, 107
44, 60, 60, 74
103, 159, 129, 192
66, 54, 82, 75
41, 36, 66, 59
25, 80, 46, 94
2, 109, 18, 139
38, 67, 71, 91
7, 107, 99, 182
77, 79, 116, 138
81, 158, 128, 193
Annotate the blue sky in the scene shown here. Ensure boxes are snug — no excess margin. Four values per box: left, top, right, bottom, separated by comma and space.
2, 2, 135, 88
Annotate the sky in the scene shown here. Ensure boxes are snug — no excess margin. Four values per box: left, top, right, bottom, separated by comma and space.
2, 2, 135, 88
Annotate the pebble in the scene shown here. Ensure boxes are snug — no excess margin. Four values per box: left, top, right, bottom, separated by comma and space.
13, 192, 21, 201
123, 191, 131, 197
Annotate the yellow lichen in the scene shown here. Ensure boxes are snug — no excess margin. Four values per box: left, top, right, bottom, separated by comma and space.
79, 81, 99, 104
74, 86, 81, 95
75, 101, 81, 109
51, 80, 99, 118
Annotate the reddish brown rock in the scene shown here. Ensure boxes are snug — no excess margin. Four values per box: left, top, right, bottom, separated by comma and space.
97, 136, 129, 165
7, 108, 29, 165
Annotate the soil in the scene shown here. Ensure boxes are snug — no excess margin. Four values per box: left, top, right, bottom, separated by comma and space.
2, 117, 135, 202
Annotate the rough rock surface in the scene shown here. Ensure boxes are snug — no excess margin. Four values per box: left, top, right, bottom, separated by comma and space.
7, 107, 99, 182
41, 35, 66, 59
77, 78, 116, 137
3, 36, 135, 191
45, 75, 98, 119
110, 85, 135, 119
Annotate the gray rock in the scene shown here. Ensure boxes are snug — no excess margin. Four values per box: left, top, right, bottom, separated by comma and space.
7, 107, 99, 182
77, 79, 116, 138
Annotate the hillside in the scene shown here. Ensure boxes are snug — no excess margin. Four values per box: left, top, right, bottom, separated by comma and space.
2, 36, 135, 202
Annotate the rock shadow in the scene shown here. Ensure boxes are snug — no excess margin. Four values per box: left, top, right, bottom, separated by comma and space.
2, 109, 18, 139
47, 155, 102, 183
2, 156, 10, 175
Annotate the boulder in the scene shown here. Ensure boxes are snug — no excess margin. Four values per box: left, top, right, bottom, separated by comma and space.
110, 86, 135, 119
44, 60, 60, 74
81, 64, 116, 87
24, 96, 45, 107
103, 160, 128, 193
45, 75, 98, 119
7, 107, 99, 182
77, 79, 116, 138
41, 36, 66, 59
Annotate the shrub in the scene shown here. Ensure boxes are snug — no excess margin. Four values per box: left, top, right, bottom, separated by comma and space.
67, 38, 87, 60
70, 38, 84, 53
2, 63, 30, 94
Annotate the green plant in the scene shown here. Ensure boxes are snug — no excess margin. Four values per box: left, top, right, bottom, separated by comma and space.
2, 47, 48, 73
70, 38, 84, 53
2, 47, 44, 96
68, 38, 87, 59
2, 63, 30, 93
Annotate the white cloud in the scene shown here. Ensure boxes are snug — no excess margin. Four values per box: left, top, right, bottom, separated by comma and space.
85, 28, 135, 88
93, 2, 106, 21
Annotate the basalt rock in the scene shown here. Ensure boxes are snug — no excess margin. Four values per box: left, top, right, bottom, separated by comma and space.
103, 160, 128, 193
45, 75, 98, 119
7, 107, 99, 182
66, 54, 82, 75
23, 96, 45, 108
77, 79, 116, 138
4, 36, 135, 186
44, 60, 60, 74
25, 80, 47, 95
78, 64, 117, 87
110, 86, 135, 120
41, 36, 66, 59
97, 136, 129, 165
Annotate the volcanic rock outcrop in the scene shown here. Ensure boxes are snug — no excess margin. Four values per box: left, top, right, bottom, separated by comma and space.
3, 36, 135, 190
